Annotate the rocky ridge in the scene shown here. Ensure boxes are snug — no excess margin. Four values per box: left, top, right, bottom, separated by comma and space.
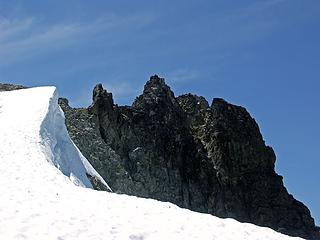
1, 80, 319, 239
0, 83, 26, 91
59, 76, 320, 239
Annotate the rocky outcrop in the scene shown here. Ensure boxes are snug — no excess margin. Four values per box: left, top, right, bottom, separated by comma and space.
58, 98, 135, 193
0, 83, 26, 91
178, 94, 318, 238
1, 79, 318, 239
59, 75, 319, 239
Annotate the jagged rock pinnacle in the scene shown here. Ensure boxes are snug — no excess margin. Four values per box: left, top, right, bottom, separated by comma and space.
92, 83, 114, 106
148, 74, 166, 85
133, 75, 178, 109
211, 97, 228, 107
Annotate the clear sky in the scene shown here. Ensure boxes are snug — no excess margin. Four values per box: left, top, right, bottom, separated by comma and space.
0, 0, 319, 224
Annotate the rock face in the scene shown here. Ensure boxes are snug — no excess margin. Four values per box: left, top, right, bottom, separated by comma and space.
2, 79, 318, 239
58, 97, 133, 192
59, 75, 319, 239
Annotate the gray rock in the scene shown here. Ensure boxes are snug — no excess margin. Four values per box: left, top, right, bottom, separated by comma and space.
0, 83, 26, 91
58, 98, 135, 194
73, 75, 318, 239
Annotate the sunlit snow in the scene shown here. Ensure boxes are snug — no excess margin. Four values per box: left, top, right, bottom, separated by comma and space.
0, 87, 303, 240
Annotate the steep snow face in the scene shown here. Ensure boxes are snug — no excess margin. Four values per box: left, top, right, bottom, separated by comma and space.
0, 86, 109, 189
0, 87, 303, 240
39, 87, 110, 189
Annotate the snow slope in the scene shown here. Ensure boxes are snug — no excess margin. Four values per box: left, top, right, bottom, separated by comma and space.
0, 87, 303, 240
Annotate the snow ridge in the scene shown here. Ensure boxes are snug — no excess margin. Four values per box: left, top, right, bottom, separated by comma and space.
39, 87, 110, 189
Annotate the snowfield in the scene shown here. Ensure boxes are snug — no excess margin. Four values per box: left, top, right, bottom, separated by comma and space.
0, 87, 304, 240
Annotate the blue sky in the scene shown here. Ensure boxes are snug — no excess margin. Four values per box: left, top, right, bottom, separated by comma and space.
0, 0, 319, 224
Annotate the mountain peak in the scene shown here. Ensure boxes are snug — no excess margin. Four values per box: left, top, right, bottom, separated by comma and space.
148, 74, 165, 84
92, 84, 113, 104
89, 83, 114, 115
143, 75, 171, 95
133, 75, 177, 108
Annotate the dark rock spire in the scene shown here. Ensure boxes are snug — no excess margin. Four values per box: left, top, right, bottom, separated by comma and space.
133, 75, 178, 109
